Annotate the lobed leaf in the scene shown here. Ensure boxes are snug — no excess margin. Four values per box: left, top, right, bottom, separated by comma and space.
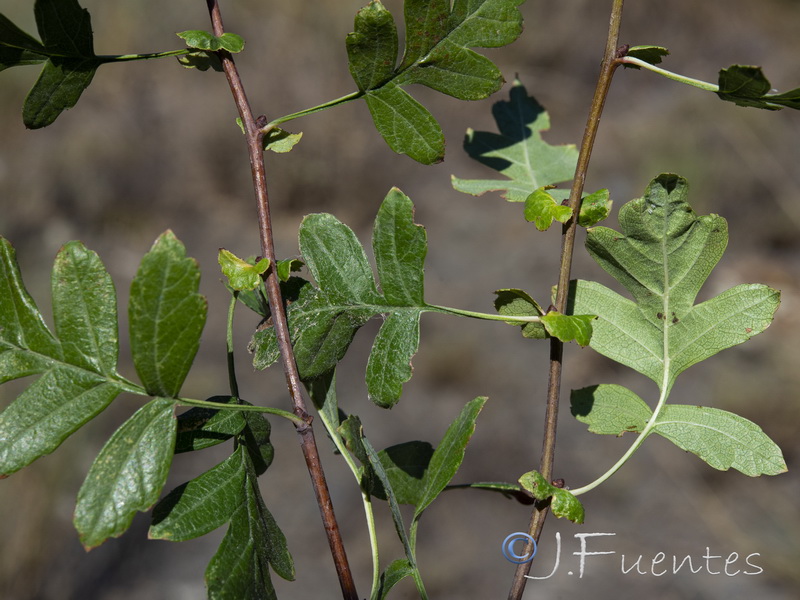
368, 440, 434, 505
540, 312, 595, 347
0, 238, 123, 476
129, 231, 207, 398
346, 0, 525, 163
717, 65, 800, 111
452, 80, 578, 202
74, 397, 176, 549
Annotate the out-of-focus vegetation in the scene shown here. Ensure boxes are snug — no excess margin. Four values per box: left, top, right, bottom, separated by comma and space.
1, 1, 798, 598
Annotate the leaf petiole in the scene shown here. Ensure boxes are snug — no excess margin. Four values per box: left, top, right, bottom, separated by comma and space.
268, 91, 365, 128
619, 56, 719, 92
96, 49, 192, 63
427, 304, 542, 323
174, 397, 305, 424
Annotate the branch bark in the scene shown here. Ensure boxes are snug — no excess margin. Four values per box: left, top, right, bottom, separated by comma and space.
205, 2, 358, 598
507, 1, 625, 598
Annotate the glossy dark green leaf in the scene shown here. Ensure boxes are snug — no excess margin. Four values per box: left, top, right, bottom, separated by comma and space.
129, 231, 207, 398
74, 397, 176, 549
452, 80, 578, 202
1, 238, 121, 476
717, 65, 800, 111
346, 0, 524, 163
414, 396, 487, 517
150, 447, 246, 542
52, 241, 118, 375
174, 396, 247, 453
251, 189, 429, 407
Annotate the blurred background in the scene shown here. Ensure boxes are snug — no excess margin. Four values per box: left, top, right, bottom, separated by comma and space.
1, 0, 799, 598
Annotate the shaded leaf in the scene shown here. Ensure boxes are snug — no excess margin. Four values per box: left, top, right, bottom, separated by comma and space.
275, 258, 303, 282
74, 397, 176, 549
175, 396, 247, 453
415, 396, 487, 517
368, 441, 434, 505
494, 288, 546, 339
176, 50, 223, 72
129, 231, 207, 398
717, 65, 800, 111
347, 0, 525, 163
150, 447, 246, 542
452, 79, 578, 202
623, 45, 669, 67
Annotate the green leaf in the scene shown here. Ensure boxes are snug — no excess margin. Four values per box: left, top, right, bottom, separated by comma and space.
346, 0, 525, 163
0, 0, 104, 128
129, 231, 207, 398
275, 258, 303, 282
653, 405, 787, 476
377, 559, 414, 600
524, 188, 573, 231
518, 470, 585, 524
174, 396, 247, 453
74, 397, 176, 549
452, 79, 578, 202
493, 288, 547, 339
263, 128, 303, 153
414, 396, 487, 517
717, 65, 800, 111
176, 50, 223, 72
250, 188, 429, 407
368, 441, 434, 505
205, 447, 293, 599
623, 45, 669, 67
150, 447, 246, 542
0, 238, 122, 476
177, 30, 245, 53
578, 188, 612, 227
540, 312, 595, 347
219, 248, 269, 291
571, 384, 652, 436
570, 174, 780, 392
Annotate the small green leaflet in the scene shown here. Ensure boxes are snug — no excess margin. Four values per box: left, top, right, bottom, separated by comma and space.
177, 30, 245, 54
0, 0, 101, 128
571, 385, 786, 476
0, 238, 123, 476
219, 248, 270, 292
129, 231, 207, 398
569, 174, 784, 477
346, 0, 525, 164
622, 45, 669, 68
250, 188, 428, 408
716, 65, 800, 111
518, 470, 584, 524
452, 79, 578, 202
524, 188, 572, 231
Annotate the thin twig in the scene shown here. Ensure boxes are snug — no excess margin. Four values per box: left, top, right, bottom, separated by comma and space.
204, 2, 358, 598
507, 1, 625, 598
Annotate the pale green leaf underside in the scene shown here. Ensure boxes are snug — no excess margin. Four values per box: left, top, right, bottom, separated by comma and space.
452, 80, 578, 202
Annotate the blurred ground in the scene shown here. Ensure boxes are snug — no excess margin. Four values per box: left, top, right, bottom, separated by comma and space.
1, 0, 799, 599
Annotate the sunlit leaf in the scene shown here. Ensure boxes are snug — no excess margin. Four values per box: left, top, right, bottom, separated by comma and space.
524, 188, 573, 231
518, 470, 584, 524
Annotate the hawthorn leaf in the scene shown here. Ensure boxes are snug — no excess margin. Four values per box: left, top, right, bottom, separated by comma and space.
578, 188, 612, 227
0, 14, 47, 71
623, 45, 669, 67
74, 397, 176, 549
275, 258, 303, 282
414, 396, 487, 517
653, 405, 786, 476
177, 30, 245, 53
493, 288, 547, 339
174, 396, 247, 453
524, 188, 572, 231
518, 470, 584, 524
368, 441, 434, 505
378, 559, 414, 600
250, 188, 430, 407
0, 238, 123, 476
176, 50, 223, 72
717, 65, 800, 111
452, 79, 578, 202
150, 447, 246, 542
129, 231, 207, 398
263, 128, 303, 153
569, 174, 780, 392
219, 248, 269, 292
540, 312, 595, 347
346, 0, 525, 163
570, 384, 652, 436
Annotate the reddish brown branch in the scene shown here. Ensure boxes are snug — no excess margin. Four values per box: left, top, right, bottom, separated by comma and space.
205, 2, 358, 598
